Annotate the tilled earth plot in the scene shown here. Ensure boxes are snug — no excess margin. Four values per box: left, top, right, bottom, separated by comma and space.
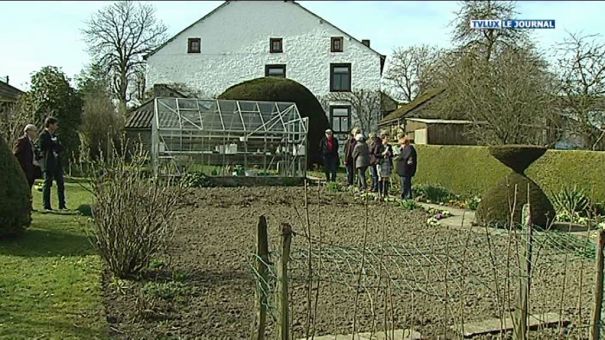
104, 186, 595, 339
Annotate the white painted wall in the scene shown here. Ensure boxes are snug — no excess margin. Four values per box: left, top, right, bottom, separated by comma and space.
146, 1, 382, 101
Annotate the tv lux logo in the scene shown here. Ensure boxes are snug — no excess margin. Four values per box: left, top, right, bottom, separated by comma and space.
470, 19, 556, 29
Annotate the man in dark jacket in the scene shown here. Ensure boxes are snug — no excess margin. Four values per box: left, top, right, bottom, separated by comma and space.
319, 129, 339, 182
343, 127, 361, 186
38, 117, 66, 210
13, 124, 41, 189
395, 135, 417, 200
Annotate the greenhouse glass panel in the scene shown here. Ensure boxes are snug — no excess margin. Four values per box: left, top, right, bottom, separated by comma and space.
152, 98, 308, 178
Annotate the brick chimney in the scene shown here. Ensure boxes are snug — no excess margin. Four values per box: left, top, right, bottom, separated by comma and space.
361, 39, 370, 47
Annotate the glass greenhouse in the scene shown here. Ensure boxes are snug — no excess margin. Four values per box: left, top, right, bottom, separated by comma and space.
151, 98, 308, 177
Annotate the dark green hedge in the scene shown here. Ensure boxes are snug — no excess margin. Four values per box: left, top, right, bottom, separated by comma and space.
0, 136, 32, 237
218, 77, 330, 166
411, 145, 605, 202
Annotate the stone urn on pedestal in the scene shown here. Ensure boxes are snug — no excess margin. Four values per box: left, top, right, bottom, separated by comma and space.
476, 145, 555, 228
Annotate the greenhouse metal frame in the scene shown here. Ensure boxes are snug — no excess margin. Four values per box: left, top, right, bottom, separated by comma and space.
151, 97, 308, 178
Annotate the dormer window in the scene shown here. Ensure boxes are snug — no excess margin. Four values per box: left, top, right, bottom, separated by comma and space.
270, 38, 283, 53
188, 38, 201, 53
331, 37, 343, 52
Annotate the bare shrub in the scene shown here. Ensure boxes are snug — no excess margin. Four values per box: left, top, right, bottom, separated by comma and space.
86, 143, 184, 278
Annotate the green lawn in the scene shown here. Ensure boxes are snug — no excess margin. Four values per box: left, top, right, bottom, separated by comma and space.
0, 179, 107, 339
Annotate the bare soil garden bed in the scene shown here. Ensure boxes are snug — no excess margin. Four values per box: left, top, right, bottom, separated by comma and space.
103, 186, 595, 339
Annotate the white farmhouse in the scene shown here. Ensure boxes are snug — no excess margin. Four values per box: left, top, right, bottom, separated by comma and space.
144, 0, 388, 137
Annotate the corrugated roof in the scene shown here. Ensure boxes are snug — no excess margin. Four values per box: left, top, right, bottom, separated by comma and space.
379, 88, 445, 125
125, 84, 192, 129
125, 99, 154, 129
380, 91, 400, 113
0, 80, 24, 101
406, 118, 477, 124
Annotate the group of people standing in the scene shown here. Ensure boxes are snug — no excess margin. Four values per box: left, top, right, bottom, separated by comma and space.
320, 127, 417, 200
12, 117, 67, 211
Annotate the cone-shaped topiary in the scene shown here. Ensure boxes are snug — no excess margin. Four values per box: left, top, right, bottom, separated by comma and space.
489, 145, 547, 174
0, 136, 32, 237
476, 145, 555, 228
476, 172, 555, 228
218, 77, 330, 166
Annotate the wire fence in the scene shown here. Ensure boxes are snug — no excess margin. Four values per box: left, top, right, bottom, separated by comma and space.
248, 190, 604, 339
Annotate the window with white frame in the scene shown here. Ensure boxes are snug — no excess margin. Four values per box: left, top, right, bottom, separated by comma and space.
329, 106, 351, 134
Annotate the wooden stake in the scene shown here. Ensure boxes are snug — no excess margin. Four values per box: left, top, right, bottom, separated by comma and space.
277, 223, 293, 340
515, 203, 532, 340
590, 229, 605, 340
251, 216, 270, 340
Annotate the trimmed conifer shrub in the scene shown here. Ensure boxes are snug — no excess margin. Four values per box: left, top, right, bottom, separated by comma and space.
488, 145, 547, 174
476, 145, 555, 228
0, 136, 32, 237
476, 172, 555, 228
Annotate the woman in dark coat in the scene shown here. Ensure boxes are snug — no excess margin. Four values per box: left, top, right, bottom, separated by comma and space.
395, 135, 417, 200
368, 132, 382, 193
13, 124, 41, 189
343, 127, 361, 186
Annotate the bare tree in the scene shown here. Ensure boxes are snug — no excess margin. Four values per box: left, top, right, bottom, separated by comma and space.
451, 0, 528, 62
79, 90, 124, 162
434, 45, 558, 145
320, 90, 382, 134
0, 93, 40, 145
133, 68, 147, 106
555, 32, 605, 150
383, 45, 444, 102
83, 1, 167, 110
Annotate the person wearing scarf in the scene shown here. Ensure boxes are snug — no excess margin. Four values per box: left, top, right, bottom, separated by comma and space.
320, 129, 339, 182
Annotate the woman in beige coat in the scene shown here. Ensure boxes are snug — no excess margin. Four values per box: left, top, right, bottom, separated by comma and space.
352, 134, 370, 191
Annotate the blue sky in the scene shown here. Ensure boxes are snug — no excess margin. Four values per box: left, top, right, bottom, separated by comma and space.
1, 1, 604, 91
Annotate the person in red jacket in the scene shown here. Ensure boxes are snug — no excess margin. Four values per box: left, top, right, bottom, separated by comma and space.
319, 129, 339, 182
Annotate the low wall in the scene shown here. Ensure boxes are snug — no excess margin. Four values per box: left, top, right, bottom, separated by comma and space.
204, 176, 306, 187
410, 145, 605, 201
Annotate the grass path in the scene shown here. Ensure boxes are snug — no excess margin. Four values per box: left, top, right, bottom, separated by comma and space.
0, 179, 107, 339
